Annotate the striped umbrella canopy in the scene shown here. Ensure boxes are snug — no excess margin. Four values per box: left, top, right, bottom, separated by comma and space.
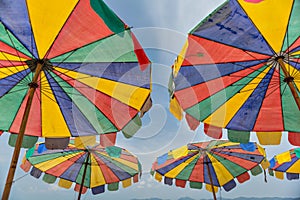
151, 140, 267, 200
169, 0, 300, 146
21, 141, 142, 199
0, 0, 151, 197
268, 148, 300, 181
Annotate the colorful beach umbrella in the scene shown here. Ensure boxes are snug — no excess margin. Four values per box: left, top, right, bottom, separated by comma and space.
151, 140, 267, 200
268, 148, 300, 181
21, 140, 142, 199
169, 0, 300, 146
0, 0, 151, 198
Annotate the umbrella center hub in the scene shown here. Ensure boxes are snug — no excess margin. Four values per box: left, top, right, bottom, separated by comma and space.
25, 59, 53, 72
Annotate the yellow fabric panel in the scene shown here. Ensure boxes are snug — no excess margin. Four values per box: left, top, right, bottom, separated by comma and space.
27, 0, 79, 58
154, 172, 163, 182
74, 136, 96, 148
286, 160, 300, 173
213, 141, 238, 148
237, 0, 293, 52
165, 154, 198, 178
58, 178, 73, 189
40, 71, 71, 137
171, 146, 188, 159
257, 145, 266, 157
55, 67, 150, 110
204, 67, 270, 127
207, 153, 233, 186
0, 52, 28, 61
122, 178, 132, 188
173, 40, 188, 77
0, 66, 29, 79
276, 151, 291, 164
35, 151, 83, 171
256, 132, 282, 145
90, 156, 106, 187
205, 184, 218, 193
169, 97, 183, 120
274, 171, 284, 180
111, 156, 139, 171
260, 159, 270, 170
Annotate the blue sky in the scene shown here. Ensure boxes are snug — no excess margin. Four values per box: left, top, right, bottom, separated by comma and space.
0, 0, 300, 199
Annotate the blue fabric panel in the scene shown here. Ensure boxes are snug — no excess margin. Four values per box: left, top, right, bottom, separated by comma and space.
269, 158, 276, 168
45, 71, 98, 136
223, 179, 236, 191
191, 0, 274, 55
227, 67, 274, 130
175, 60, 266, 90
220, 151, 264, 163
164, 177, 173, 186
30, 167, 42, 178
240, 142, 256, 152
276, 156, 298, 172
286, 173, 299, 180
289, 61, 300, 71
157, 153, 196, 175
204, 157, 220, 186
0, 0, 38, 58
54, 62, 151, 89
60, 153, 87, 182
0, 69, 31, 97
157, 153, 168, 165
92, 185, 105, 194
37, 143, 48, 154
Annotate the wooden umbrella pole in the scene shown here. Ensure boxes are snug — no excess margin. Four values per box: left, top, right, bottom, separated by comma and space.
277, 58, 300, 110
2, 62, 43, 200
78, 152, 90, 200
205, 157, 217, 200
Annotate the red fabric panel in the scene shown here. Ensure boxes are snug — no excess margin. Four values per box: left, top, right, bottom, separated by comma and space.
286, 37, 300, 53
185, 114, 200, 131
74, 183, 87, 194
0, 60, 26, 67
175, 179, 187, 188
20, 160, 32, 172
94, 155, 120, 184
0, 41, 31, 59
54, 71, 138, 129
189, 156, 204, 182
46, 152, 85, 176
175, 64, 264, 110
119, 154, 138, 164
0, 130, 3, 136
131, 32, 150, 71
182, 35, 271, 66
46, 0, 114, 59
253, 68, 283, 131
204, 123, 222, 139
236, 172, 250, 183
288, 132, 300, 146
133, 174, 139, 183
100, 133, 116, 147
9, 81, 41, 136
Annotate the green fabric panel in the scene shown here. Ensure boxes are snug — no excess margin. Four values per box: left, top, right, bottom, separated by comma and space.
168, 74, 174, 97
76, 156, 91, 188
90, 0, 125, 34
138, 161, 142, 172
150, 169, 154, 176
282, 0, 300, 51
268, 169, 274, 176
107, 182, 119, 191
43, 173, 57, 184
228, 130, 250, 144
51, 30, 137, 63
250, 165, 262, 176
49, 71, 118, 134
295, 148, 300, 158
189, 181, 202, 189
210, 153, 247, 177
0, 23, 33, 57
105, 146, 122, 158
0, 75, 30, 131
280, 69, 300, 132
28, 150, 81, 165
186, 65, 269, 122
8, 134, 38, 148
176, 155, 199, 180
26, 146, 35, 159
122, 114, 142, 138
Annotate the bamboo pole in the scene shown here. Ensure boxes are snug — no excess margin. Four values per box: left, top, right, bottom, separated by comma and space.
78, 152, 90, 200
277, 58, 300, 110
2, 62, 43, 200
205, 156, 217, 200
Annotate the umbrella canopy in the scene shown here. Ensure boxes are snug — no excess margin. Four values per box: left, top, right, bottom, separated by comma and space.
169, 0, 300, 146
151, 140, 267, 200
0, 0, 151, 198
21, 141, 142, 199
268, 148, 300, 181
